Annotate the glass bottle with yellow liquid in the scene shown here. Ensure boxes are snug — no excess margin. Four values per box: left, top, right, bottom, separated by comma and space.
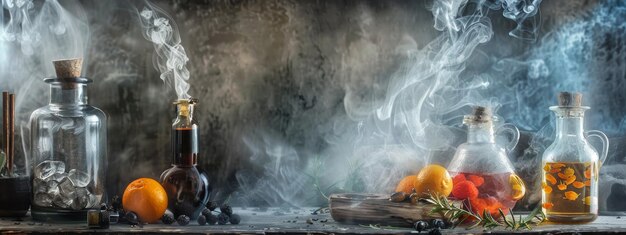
447, 106, 526, 218
541, 92, 609, 223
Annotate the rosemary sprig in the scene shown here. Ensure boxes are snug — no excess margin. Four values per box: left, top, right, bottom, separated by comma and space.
425, 193, 546, 230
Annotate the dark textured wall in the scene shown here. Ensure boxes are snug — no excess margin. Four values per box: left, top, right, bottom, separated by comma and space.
3, 0, 626, 212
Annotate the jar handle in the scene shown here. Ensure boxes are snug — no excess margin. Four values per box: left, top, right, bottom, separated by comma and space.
584, 130, 609, 166
497, 123, 520, 152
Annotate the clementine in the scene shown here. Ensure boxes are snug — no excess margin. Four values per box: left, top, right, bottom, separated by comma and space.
122, 178, 168, 223
413, 164, 452, 198
395, 175, 417, 194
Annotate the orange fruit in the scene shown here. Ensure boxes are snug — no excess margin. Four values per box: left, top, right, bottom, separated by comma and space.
584, 168, 591, 179
542, 202, 554, 209
413, 164, 452, 198
565, 175, 576, 185
545, 173, 557, 185
122, 178, 168, 223
543, 184, 553, 194
563, 191, 580, 201
509, 174, 526, 200
572, 181, 585, 188
395, 175, 418, 194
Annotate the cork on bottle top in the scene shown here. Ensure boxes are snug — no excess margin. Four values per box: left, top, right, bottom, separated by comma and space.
52, 58, 83, 89
465, 106, 492, 123
557, 92, 583, 107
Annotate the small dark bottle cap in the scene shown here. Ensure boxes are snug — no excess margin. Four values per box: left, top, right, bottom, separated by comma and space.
109, 211, 119, 224
87, 209, 111, 229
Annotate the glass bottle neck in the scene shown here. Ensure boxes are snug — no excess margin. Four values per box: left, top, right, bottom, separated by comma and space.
466, 122, 495, 144
551, 107, 587, 140
172, 103, 197, 166
174, 104, 194, 127
555, 116, 584, 138
50, 84, 88, 106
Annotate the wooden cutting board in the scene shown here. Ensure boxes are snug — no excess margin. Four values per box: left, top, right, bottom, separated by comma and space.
329, 193, 458, 227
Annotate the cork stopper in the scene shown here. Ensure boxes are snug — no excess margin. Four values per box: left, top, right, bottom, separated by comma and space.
465, 106, 492, 123
53, 58, 82, 89
557, 92, 583, 107
53, 58, 82, 78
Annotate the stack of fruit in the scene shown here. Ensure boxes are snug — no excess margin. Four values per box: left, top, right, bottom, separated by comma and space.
390, 164, 453, 234
392, 164, 527, 229
119, 178, 242, 226
392, 164, 453, 202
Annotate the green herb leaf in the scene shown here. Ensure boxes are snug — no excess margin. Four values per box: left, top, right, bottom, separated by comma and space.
425, 193, 545, 231
0, 150, 5, 174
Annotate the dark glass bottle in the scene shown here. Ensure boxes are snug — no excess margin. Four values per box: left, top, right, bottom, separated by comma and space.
160, 99, 209, 219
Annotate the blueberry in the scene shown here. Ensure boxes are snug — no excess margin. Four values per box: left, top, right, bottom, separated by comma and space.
220, 204, 233, 216
413, 220, 428, 232
197, 215, 207, 225
177, 215, 190, 226
125, 212, 139, 225
201, 207, 212, 217
229, 214, 241, 225
206, 201, 218, 211
161, 213, 175, 225
431, 219, 446, 229
207, 212, 218, 225
217, 213, 230, 225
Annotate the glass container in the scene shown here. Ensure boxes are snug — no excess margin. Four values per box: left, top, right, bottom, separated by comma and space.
29, 59, 107, 222
541, 92, 608, 223
447, 106, 526, 218
160, 98, 210, 219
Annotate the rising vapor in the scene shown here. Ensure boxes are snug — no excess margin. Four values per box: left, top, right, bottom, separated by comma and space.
137, 1, 191, 100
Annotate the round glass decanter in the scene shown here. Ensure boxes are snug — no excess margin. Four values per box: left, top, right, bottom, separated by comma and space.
541, 92, 608, 223
29, 73, 107, 222
447, 106, 526, 218
160, 99, 210, 219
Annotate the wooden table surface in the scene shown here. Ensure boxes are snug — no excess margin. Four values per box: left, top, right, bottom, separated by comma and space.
0, 208, 624, 234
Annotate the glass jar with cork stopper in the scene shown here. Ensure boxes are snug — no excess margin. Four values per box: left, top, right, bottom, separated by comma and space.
160, 98, 210, 219
541, 92, 609, 223
447, 106, 526, 218
29, 59, 108, 222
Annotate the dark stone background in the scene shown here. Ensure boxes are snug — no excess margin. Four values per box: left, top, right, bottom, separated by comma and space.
2, 0, 625, 212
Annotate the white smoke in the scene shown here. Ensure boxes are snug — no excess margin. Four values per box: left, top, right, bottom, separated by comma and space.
235, 0, 547, 207
137, 1, 191, 100
1, 0, 89, 164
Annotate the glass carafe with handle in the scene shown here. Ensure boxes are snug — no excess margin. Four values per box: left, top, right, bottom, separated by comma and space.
541, 92, 609, 223
447, 106, 526, 218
